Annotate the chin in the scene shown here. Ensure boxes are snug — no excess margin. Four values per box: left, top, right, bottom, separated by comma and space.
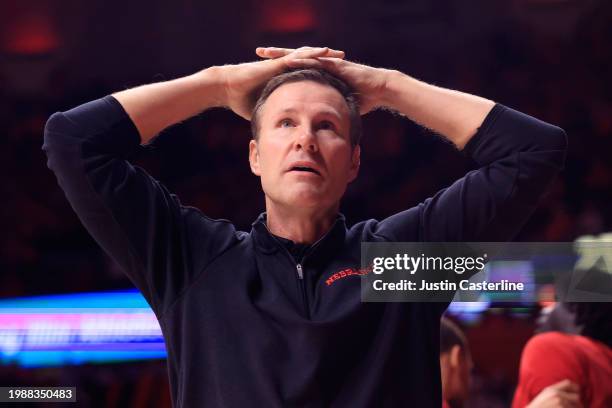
284, 190, 331, 209
287, 197, 327, 210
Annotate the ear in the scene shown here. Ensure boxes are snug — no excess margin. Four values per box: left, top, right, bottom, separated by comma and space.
249, 139, 261, 176
449, 345, 462, 369
348, 145, 361, 183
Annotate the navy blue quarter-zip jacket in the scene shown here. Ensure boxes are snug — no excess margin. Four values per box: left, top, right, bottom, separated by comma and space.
43, 95, 567, 407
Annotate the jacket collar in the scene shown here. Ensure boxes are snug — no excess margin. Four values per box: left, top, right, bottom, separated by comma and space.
251, 212, 347, 262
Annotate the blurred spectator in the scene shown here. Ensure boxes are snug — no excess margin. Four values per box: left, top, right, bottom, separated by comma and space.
440, 317, 473, 408
513, 302, 612, 407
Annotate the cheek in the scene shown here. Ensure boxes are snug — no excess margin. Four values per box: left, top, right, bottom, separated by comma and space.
257, 142, 284, 177
323, 143, 354, 176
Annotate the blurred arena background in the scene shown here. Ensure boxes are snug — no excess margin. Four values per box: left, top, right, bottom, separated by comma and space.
1, 0, 611, 406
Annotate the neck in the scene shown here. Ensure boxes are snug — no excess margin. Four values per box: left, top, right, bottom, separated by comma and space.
265, 198, 339, 244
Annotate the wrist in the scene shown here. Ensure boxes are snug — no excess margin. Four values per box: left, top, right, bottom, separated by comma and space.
193, 66, 228, 109
378, 69, 401, 110
379, 69, 419, 111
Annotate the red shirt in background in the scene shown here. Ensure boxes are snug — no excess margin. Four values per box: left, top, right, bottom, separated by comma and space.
512, 332, 612, 408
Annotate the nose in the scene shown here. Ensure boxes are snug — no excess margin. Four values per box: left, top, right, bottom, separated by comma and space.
294, 126, 318, 153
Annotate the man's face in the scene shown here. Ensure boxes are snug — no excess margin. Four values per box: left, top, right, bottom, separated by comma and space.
249, 80, 360, 212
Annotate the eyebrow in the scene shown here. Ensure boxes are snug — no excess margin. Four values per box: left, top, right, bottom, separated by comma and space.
277, 107, 343, 122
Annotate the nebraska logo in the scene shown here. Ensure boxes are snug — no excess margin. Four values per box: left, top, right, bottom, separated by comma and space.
326, 266, 372, 286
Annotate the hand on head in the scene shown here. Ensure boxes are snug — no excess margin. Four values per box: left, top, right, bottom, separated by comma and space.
217, 46, 392, 120
217, 46, 344, 120
256, 46, 393, 115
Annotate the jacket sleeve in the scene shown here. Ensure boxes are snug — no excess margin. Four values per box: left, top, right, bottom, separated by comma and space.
374, 103, 568, 242
42, 95, 239, 316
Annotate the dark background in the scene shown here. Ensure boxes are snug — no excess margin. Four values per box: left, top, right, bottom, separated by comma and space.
1, 0, 611, 406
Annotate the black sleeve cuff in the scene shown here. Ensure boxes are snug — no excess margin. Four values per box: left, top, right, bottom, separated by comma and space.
462, 103, 507, 159
59, 94, 142, 158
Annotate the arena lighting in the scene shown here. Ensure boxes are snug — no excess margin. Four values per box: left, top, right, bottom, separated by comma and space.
1, 11, 59, 55
446, 301, 490, 325
0, 290, 165, 367
446, 260, 537, 324
257, 0, 316, 33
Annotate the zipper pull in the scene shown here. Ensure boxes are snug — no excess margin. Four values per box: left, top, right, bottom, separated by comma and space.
296, 263, 304, 279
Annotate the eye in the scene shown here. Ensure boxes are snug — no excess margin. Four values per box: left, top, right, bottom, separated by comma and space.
279, 118, 294, 128
318, 120, 335, 131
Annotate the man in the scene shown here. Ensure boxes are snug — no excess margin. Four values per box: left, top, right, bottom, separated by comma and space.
43, 46, 567, 407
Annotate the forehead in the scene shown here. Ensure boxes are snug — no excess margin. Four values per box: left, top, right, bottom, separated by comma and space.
260, 80, 350, 121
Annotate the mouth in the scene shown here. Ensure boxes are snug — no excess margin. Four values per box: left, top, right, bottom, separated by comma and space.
287, 161, 322, 176
289, 165, 321, 176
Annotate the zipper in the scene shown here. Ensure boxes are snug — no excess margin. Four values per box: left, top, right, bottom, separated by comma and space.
296, 263, 304, 279
260, 216, 339, 272
296, 263, 309, 319
260, 217, 341, 318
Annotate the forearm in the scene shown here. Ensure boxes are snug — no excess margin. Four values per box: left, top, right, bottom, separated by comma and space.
381, 70, 495, 150
112, 67, 225, 144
